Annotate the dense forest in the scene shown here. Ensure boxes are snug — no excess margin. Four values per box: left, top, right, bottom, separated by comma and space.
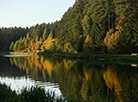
1, 0, 138, 54
0, 27, 29, 51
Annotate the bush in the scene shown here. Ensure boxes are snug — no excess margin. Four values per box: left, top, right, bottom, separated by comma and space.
0, 84, 66, 102
20, 87, 46, 102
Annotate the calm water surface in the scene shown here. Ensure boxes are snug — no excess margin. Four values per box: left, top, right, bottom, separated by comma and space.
0, 54, 138, 101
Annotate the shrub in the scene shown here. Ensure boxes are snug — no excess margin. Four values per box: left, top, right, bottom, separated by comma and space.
0, 84, 66, 102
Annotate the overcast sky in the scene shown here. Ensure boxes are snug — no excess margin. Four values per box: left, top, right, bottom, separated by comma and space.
0, 0, 75, 27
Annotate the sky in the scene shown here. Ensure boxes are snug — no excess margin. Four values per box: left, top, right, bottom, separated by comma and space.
0, 0, 75, 27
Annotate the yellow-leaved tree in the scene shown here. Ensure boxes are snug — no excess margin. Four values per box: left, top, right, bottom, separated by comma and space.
104, 23, 122, 53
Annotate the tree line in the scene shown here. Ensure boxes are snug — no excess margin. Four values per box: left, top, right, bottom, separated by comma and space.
7, 0, 138, 54
0, 27, 29, 51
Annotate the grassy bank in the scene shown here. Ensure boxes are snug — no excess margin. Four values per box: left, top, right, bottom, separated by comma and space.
0, 84, 65, 102
89, 54, 138, 64
39, 51, 138, 64
9, 51, 138, 64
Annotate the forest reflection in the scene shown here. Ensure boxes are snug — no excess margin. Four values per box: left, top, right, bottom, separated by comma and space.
9, 56, 138, 102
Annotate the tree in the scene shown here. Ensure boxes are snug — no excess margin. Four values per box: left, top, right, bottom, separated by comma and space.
104, 29, 120, 53
91, 22, 107, 51
35, 36, 39, 43
82, 15, 92, 35
0, 27, 29, 51
106, 0, 116, 30
47, 33, 53, 41
72, 13, 83, 51
13, 41, 20, 51
115, 0, 138, 53
9, 42, 14, 51
18, 40, 25, 51
42, 28, 47, 40
36, 24, 45, 38
26, 33, 30, 39
83, 35, 94, 51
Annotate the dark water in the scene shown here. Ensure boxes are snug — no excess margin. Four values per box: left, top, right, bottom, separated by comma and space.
0, 55, 138, 102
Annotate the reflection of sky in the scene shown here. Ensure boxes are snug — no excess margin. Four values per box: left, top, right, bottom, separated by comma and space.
0, 76, 61, 96
3, 55, 32, 57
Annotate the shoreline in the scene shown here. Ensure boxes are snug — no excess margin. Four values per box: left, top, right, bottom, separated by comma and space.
39, 51, 138, 64
9, 51, 138, 64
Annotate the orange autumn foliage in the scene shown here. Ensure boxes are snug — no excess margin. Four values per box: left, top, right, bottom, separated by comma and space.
41, 39, 56, 51
44, 39, 56, 50
83, 67, 93, 81
103, 68, 122, 101
83, 35, 93, 50
104, 28, 120, 53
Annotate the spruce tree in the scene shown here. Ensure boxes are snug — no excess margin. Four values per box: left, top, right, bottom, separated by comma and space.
36, 24, 44, 38
115, 0, 138, 53
72, 13, 83, 51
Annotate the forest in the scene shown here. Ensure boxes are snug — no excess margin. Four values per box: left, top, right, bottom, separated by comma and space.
1, 0, 138, 54
0, 27, 29, 51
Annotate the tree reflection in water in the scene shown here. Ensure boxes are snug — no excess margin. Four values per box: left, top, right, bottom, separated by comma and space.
9, 56, 138, 102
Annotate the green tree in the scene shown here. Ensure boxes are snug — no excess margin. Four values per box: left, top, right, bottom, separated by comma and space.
47, 33, 53, 41
72, 13, 83, 51
9, 42, 14, 51
91, 22, 107, 51
26, 33, 30, 39
35, 36, 39, 43
36, 24, 45, 38
42, 28, 47, 40
82, 15, 92, 35
13, 41, 20, 51
115, 0, 138, 53
18, 40, 25, 51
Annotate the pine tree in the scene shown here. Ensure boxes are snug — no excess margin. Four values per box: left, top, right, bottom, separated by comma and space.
72, 13, 83, 41
91, 22, 107, 51
106, 0, 116, 30
90, 0, 115, 30
72, 13, 83, 51
115, 0, 138, 53
82, 15, 92, 35
36, 24, 45, 38
90, 0, 107, 22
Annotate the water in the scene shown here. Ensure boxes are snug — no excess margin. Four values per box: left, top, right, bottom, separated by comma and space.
0, 55, 61, 96
3, 54, 32, 57
0, 54, 138, 101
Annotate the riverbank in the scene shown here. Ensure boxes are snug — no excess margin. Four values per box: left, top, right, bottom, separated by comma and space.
39, 51, 138, 64
9, 51, 138, 64
9, 51, 37, 55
